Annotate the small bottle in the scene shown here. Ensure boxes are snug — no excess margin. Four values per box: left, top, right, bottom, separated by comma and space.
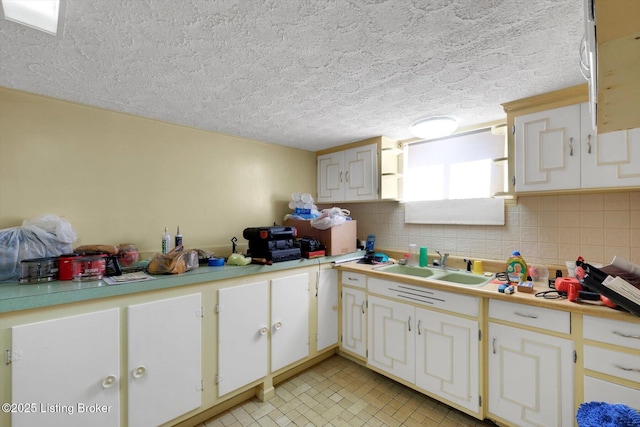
175, 225, 183, 248
162, 227, 171, 254
506, 251, 528, 283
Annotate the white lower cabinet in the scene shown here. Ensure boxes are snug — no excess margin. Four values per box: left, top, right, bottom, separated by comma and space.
415, 308, 480, 413
317, 268, 339, 352
11, 309, 120, 427
368, 295, 416, 383
340, 286, 367, 358
218, 281, 269, 396
366, 279, 481, 415
582, 315, 640, 409
217, 273, 310, 396
487, 318, 574, 426
127, 293, 202, 427
271, 274, 310, 372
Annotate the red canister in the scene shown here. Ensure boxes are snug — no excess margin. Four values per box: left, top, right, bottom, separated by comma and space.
58, 253, 81, 281
72, 254, 107, 281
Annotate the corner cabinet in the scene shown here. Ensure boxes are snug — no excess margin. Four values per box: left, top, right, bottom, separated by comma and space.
340, 271, 367, 359
217, 273, 310, 397
504, 85, 640, 193
316, 136, 402, 203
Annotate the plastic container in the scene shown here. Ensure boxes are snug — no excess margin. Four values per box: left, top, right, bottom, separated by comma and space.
59, 253, 82, 280
506, 251, 528, 283
19, 257, 59, 284
117, 243, 139, 267
408, 244, 418, 266
72, 255, 106, 281
529, 264, 549, 283
419, 247, 428, 267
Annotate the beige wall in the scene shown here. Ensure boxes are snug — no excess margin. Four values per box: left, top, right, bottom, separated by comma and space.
341, 191, 640, 267
0, 88, 316, 256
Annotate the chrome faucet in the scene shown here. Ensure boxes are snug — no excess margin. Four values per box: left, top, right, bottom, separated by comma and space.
435, 250, 449, 269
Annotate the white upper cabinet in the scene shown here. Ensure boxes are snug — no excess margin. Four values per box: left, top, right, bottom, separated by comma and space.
515, 103, 582, 192
579, 103, 640, 189
514, 101, 640, 192
317, 143, 378, 202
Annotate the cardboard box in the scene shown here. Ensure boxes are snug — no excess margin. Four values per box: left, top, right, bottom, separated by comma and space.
284, 219, 357, 256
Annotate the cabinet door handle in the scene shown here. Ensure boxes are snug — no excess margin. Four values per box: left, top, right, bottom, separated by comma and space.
586, 134, 592, 154
259, 326, 268, 336
348, 277, 360, 282
339, 171, 343, 183
408, 316, 412, 332
345, 171, 349, 183
514, 311, 538, 319
102, 374, 118, 388
492, 336, 497, 354
274, 321, 282, 331
132, 366, 146, 379
613, 330, 640, 340
417, 320, 422, 335
361, 300, 366, 314
614, 364, 640, 373
569, 137, 574, 156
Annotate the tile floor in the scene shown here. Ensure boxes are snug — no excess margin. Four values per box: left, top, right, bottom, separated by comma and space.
199, 355, 496, 427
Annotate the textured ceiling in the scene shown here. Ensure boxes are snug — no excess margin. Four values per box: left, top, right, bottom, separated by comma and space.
0, 0, 586, 151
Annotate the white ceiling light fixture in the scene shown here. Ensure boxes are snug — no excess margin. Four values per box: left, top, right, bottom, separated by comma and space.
410, 116, 458, 140
1, 0, 65, 36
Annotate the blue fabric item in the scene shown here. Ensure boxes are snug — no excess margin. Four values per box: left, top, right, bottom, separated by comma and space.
577, 402, 640, 427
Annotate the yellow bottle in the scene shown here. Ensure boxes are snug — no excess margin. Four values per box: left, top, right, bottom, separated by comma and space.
506, 251, 528, 283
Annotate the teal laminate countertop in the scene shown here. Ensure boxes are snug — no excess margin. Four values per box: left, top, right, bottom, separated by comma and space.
0, 252, 365, 314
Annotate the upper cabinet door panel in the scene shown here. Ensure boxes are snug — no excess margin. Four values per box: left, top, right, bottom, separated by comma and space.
515, 104, 581, 192
580, 103, 640, 188
317, 152, 344, 201
345, 144, 378, 201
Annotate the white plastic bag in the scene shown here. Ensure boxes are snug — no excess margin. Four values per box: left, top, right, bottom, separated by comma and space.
0, 214, 77, 281
310, 207, 351, 230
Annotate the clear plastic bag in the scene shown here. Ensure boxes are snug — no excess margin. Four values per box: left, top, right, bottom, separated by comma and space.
146, 246, 199, 275
0, 214, 77, 281
310, 207, 351, 230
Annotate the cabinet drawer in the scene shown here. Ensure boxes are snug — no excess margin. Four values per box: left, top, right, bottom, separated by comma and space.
489, 300, 570, 334
341, 272, 366, 288
367, 277, 479, 317
583, 376, 640, 410
583, 315, 640, 350
583, 344, 640, 383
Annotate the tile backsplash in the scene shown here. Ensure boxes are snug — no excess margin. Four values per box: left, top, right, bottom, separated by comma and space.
339, 191, 640, 266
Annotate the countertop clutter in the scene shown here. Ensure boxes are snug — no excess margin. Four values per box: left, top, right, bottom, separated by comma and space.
337, 255, 640, 322
0, 252, 364, 313
2, 247, 638, 323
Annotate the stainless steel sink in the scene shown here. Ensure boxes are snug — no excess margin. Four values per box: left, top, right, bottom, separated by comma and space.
373, 264, 490, 287
374, 264, 436, 278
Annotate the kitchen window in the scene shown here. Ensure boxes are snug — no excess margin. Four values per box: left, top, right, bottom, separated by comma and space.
403, 126, 507, 225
